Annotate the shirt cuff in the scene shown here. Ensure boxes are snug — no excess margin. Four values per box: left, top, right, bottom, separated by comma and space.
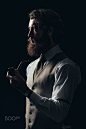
24, 89, 33, 98
30, 92, 42, 106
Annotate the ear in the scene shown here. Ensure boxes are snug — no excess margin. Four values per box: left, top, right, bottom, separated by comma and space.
48, 27, 54, 36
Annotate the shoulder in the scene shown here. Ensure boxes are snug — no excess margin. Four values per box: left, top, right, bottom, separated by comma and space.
55, 58, 81, 85
57, 58, 79, 70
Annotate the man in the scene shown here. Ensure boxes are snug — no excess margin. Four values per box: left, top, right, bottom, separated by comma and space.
6, 9, 81, 129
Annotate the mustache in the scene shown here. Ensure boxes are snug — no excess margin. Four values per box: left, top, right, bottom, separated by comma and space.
27, 37, 43, 57
27, 37, 35, 43
27, 33, 51, 56
27, 37, 43, 48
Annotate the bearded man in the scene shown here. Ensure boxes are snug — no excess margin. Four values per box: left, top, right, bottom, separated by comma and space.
6, 9, 81, 129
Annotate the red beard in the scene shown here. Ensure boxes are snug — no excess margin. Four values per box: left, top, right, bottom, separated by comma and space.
27, 33, 51, 57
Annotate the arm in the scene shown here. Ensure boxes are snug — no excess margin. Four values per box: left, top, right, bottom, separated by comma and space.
28, 64, 81, 123
6, 64, 81, 123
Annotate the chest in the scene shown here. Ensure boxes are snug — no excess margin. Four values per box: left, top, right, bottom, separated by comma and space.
26, 59, 58, 98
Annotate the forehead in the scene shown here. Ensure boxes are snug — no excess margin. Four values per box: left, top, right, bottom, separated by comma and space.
29, 19, 35, 27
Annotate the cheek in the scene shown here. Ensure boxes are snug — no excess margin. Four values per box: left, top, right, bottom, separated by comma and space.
33, 32, 38, 38
34, 30, 44, 38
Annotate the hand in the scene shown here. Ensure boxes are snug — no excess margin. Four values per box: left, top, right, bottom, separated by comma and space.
6, 69, 29, 95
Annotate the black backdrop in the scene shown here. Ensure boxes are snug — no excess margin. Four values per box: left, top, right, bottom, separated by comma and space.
0, 1, 85, 129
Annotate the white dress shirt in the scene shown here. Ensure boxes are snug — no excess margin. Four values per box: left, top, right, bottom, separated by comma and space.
26, 44, 81, 123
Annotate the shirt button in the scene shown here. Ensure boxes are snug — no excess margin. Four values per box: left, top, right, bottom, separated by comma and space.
32, 86, 35, 90
30, 103, 33, 106
29, 111, 32, 115
29, 119, 31, 123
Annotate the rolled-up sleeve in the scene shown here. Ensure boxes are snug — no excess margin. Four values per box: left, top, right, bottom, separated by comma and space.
29, 63, 81, 123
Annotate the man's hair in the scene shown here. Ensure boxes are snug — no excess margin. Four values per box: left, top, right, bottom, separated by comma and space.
29, 8, 65, 44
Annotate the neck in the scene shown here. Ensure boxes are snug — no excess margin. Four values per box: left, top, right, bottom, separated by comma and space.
49, 35, 57, 48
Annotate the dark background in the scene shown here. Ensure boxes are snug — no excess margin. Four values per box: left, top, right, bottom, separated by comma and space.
0, 1, 85, 129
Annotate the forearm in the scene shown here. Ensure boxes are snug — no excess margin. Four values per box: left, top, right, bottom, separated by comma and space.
29, 92, 70, 123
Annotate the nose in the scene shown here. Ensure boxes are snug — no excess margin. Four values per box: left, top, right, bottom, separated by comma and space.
28, 29, 33, 38
28, 33, 30, 38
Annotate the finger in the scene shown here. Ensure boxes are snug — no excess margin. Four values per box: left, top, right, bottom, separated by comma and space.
10, 78, 12, 84
14, 69, 25, 81
6, 71, 9, 76
10, 78, 19, 88
9, 77, 16, 84
9, 78, 17, 84
6, 71, 13, 80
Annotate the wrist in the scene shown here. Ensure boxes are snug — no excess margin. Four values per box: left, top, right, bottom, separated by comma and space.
24, 89, 33, 98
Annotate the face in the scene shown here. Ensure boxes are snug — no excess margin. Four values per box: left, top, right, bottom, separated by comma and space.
27, 19, 51, 57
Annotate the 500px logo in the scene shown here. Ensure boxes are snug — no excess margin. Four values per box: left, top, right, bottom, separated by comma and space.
5, 116, 20, 121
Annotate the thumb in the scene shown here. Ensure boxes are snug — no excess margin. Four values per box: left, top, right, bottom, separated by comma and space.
14, 69, 20, 76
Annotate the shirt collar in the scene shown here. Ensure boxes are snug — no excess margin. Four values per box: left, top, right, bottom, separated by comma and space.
44, 44, 62, 61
